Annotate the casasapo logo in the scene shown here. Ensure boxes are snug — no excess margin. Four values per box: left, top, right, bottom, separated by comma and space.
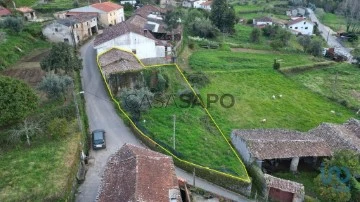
320, 162, 352, 192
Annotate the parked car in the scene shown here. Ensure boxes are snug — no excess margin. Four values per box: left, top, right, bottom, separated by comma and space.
92, 129, 106, 150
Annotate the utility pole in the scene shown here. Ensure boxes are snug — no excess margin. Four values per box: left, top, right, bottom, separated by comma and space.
73, 84, 83, 135
193, 168, 196, 186
327, 29, 330, 42
173, 114, 176, 150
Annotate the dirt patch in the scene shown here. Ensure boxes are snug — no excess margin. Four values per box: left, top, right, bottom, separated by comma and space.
1, 67, 46, 87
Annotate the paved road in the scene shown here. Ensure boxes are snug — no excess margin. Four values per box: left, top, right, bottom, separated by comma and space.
307, 8, 353, 61
75, 40, 250, 202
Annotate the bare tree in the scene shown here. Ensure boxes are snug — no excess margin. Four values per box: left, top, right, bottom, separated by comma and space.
9, 119, 42, 146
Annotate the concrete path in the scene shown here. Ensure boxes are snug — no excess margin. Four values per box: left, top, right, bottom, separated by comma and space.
75, 40, 251, 202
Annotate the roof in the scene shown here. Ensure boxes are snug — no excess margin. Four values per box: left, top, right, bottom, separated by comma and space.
98, 48, 143, 75
287, 17, 313, 26
200, 1, 212, 6
254, 17, 272, 22
69, 6, 105, 14
91, 1, 123, 12
309, 118, 360, 153
97, 144, 181, 202
264, 174, 304, 195
0, 6, 11, 16
231, 129, 332, 160
135, 5, 166, 19
65, 11, 98, 17
16, 7, 34, 13
56, 18, 77, 27
55, 13, 96, 26
94, 20, 156, 47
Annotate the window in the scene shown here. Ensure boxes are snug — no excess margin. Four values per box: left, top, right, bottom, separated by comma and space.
55, 28, 58, 32
64, 38, 69, 43
304, 22, 306, 24
290, 26, 292, 28
305, 27, 308, 29
132, 49, 136, 54
295, 27, 298, 29
87, 22, 89, 26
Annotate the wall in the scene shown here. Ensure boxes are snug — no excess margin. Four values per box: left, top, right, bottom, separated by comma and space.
106, 8, 125, 26
182, 1, 192, 8
42, 22, 76, 45
231, 134, 251, 164
73, 17, 98, 42
288, 21, 313, 35
95, 32, 160, 59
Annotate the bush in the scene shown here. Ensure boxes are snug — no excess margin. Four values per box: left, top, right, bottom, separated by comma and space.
308, 40, 323, 57
38, 73, 73, 100
0, 16, 23, 33
47, 118, 69, 139
190, 17, 219, 38
270, 39, 284, 50
313, 173, 351, 202
273, 59, 280, 70
186, 72, 210, 88
250, 27, 261, 43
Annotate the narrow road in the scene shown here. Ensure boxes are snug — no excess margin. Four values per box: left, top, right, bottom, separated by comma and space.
307, 8, 353, 61
75, 40, 250, 202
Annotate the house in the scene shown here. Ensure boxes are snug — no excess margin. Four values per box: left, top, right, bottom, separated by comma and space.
253, 17, 273, 28
96, 144, 182, 202
193, 0, 206, 8
264, 174, 305, 202
67, 2, 124, 27
43, 13, 98, 46
182, 0, 196, 8
286, 7, 306, 17
120, 0, 136, 5
231, 129, 332, 172
134, 4, 166, 19
16, 7, 37, 21
0, 6, 11, 17
94, 18, 171, 59
200, 1, 212, 10
286, 17, 314, 35
309, 118, 360, 153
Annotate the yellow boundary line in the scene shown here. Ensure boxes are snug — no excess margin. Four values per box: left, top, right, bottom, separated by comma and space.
96, 47, 251, 183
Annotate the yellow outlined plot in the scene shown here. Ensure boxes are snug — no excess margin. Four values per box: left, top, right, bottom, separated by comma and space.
96, 47, 251, 183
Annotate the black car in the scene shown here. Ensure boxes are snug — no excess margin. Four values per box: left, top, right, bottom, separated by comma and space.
92, 129, 106, 150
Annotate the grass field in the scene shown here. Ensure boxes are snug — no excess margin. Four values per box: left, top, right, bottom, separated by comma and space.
189, 50, 324, 71
290, 63, 360, 110
0, 133, 80, 201
319, 12, 347, 33
124, 66, 248, 178
274, 171, 319, 197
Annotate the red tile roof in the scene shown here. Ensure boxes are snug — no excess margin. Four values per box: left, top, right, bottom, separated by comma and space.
287, 17, 308, 26
0, 6, 11, 16
200, 1, 212, 6
16, 7, 34, 13
91, 1, 123, 12
97, 144, 181, 202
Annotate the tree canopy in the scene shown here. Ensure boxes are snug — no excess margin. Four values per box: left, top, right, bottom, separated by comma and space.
40, 43, 82, 74
0, 76, 38, 127
210, 0, 236, 33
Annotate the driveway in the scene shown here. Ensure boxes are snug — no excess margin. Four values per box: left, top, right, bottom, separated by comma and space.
307, 8, 353, 61
75, 40, 250, 202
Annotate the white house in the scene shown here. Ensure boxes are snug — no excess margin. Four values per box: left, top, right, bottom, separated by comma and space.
94, 21, 170, 59
253, 17, 273, 27
120, 0, 136, 5
287, 17, 314, 35
182, 0, 195, 8
193, 0, 206, 8
200, 1, 212, 10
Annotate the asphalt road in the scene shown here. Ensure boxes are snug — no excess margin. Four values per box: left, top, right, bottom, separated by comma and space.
75, 41, 250, 202
307, 8, 354, 61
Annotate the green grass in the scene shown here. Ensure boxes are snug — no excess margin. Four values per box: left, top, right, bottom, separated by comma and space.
128, 66, 248, 178
0, 28, 49, 70
234, 4, 265, 13
273, 171, 319, 197
290, 63, 360, 110
189, 50, 324, 71
0, 134, 80, 201
319, 12, 347, 33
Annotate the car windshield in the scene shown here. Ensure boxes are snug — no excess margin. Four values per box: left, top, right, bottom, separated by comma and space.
94, 131, 104, 144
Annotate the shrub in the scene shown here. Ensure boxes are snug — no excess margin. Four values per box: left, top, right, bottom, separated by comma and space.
38, 73, 73, 100
308, 40, 323, 57
0, 16, 23, 33
270, 39, 284, 50
47, 118, 69, 139
313, 173, 351, 202
186, 72, 210, 88
250, 27, 261, 43
190, 17, 219, 38
273, 59, 280, 70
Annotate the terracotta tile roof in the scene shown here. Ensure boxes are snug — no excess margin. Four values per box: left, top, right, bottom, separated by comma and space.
94, 20, 156, 46
200, 1, 212, 6
0, 6, 11, 16
16, 7, 34, 13
309, 118, 360, 153
232, 129, 332, 160
135, 5, 166, 19
287, 17, 313, 26
97, 144, 181, 202
91, 1, 123, 12
65, 11, 99, 17
68, 13, 97, 22
264, 174, 304, 195
98, 48, 143, 75
127, 14, 148, 28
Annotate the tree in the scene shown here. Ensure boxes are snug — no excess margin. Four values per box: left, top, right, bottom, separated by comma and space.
314, 173, 351, 202
40, 43, 82, 74
308, 40, 323, 57
210, 0, 236, 33
164, 9, 182, 41
0, 16, 23, 33
38, 73, 73, 100
298, 35, 312, 52
324, 150, 360, 176
338, 0, 360, 32
8, 119, 42, 146
0, 76, 38, 127
189, 17, 219, 38
250, 27, 261, 43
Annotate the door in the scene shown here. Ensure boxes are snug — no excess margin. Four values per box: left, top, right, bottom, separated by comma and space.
269, 187, 294, 202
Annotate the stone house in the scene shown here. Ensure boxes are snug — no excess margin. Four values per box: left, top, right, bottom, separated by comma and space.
264, 174, 305, 202
96, 144, 182, 202
309, 118, 360, 153
16, 7, 36, 21
231, 129, 332, 173
42, 13, 98, 46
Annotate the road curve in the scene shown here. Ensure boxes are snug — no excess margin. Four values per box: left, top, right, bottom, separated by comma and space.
75, 40, 250, 202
